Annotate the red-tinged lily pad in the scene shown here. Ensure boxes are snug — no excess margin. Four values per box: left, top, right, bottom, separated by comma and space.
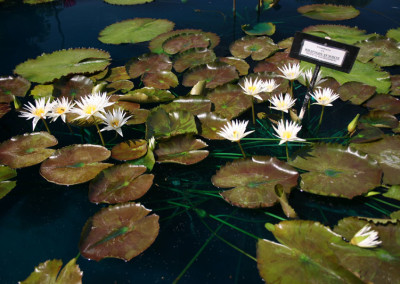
79, 202, 159, 261
105, 66, 130, 82
40, 144, 113, 185
0, 76, 30, 98
298, 4, 359, 21
126, 109, 150, 125
359, 110, 399, 129
364, 94, 400, 115
197, 113, 229, 140
142, 71, 178, 89
173, 48, 216, 73
351, 135, 400, 185
155, 135, 209, 165
89, 164, 154, 204
160, 96, 212, 116
126, 53, 172, 79
241, 22, 276, 36
289, 143, 382, 198
254, 51, 299, 73
146, 108, 198, 140
355, 36, 400, 67
119, 87, 175, 103
0, 103, 11, 118
207, 84, 252, 120
0, 165, 17, 199
349, 127, 384, 144
111, 139, 148, 161
54, 75, 94, 100
211, 156, 299, 208
19, 258, 82, 284
0, 132, 58, 169
229, 35, 278, 61
337, 81, 376, 105
182, 62, 239, 89
391, 75, 400, 96
162, 33, 210, 55
219, 57, 250, 76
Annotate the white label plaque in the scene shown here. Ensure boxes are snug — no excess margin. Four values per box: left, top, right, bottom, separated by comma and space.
300, 40, 347, 66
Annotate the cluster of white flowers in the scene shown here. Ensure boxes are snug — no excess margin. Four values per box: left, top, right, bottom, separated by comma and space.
239, 77, 279, 100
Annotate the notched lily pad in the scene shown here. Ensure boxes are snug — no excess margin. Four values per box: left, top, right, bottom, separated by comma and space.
126, 53, 172, 79
229, 35, 278, 61
40, 144, 113, 185
126, 109, 150, 125
298, 4, 359, 21
162, 33, 210, 55
111, 139, 148, 161
119, 87, 175, 103
212, 156, 299, 208
0, 76, 30, 98
337, 81, 376, 105
241, 22, 276, 36
89, 164, 154, 204
355, 36, 400, 67
0, 132, 58, 169
106, 80, 134, 93
142, 70, 178, 89
173, 48, 216, 73
359, 110, 399, 129
79, 202, 159, 261
197, 113, 229, 140
0, 165, 17, 199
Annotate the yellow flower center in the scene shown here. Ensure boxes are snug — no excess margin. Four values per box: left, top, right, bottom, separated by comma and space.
247, 85, 257, 94
56, 107, 66, 114
84, 105, 97, 115
282, 131, 292, 140
277, 101, 286, 109
33, 108, 45, 117
232, 130, 239, 140
111, 120, 120, 128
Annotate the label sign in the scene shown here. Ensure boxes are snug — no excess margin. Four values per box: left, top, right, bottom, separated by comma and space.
289, 32, 359, 73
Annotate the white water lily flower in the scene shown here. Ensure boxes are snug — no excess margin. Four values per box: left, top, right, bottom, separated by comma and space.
239, 77, 265, 100
48, 97, 75, 123
277, 63, 303, 81
19, 97, 54, 131
263, 79, 279, 93
350, 225, 382, 248
269, 93, 296, 113
100, 108, 131, 137
302, 69, 327, 87
71, 92, 114, 120
217, 119, 254, 142
311, 88, 340, 106
273, 120, 305, 145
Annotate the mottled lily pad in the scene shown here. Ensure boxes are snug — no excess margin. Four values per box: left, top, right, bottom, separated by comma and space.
182, 62, 239, 89
142, 71, 178, 89
54, 75, 94, 100
298, 4, 359, 21
289, 143, 382, 198
126, 53, 172, 79
111, 139, 148, 161
98, 18, 175, 44
162, 33, 210, 55
40, 144, 113, 185
155, 135, 208, 165
173, 48, 216, 73
351, 135, 400, 185
359, 110, 399, 129
387, 27, 400, 42
337, 81, 376, 105
0, 76, 30, 98
104, 0, 153, 5
126, 109, 150, 125
119, 87, 175, 103
219, 57, 250, 76
364, 94, 400, 115
355, 36, 400, 67
160, 96, 212, 116
0, 132, 58, 169
0, 165, 17, 199
14, 48, 111, 84
197, 113, 229, 140
241, 22, 276, 36
79, 202, 159, 261
89, 164, 154, 204
19, 258, 82, 284
212, 156, 299, 208
106, 80, 134, 93
229, 36, 278, 61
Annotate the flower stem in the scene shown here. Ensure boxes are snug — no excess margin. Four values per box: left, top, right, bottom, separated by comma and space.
66, 122, 74, 134
285, 142, 289, 161
94, 121, 105, 146
316, 106, 325, 134
237, 140, 246, 158
251, 99, 255, 125
290, 80, 293, 97
41, 118, 51, 134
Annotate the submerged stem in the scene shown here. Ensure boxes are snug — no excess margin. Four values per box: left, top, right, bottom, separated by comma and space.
251, 99, 255, 125
316, 106, 325, 134
41, 117, 51, 134
285, 142, 289, 161
237, 140, 246, 158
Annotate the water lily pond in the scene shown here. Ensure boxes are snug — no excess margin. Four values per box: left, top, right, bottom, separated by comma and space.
1, 0, 400, 283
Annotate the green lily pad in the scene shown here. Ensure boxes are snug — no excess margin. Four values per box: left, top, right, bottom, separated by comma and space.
89, 164, 154, 204
359, 110, 399, 129
0, 76, 30, 99
142, 70, 178, 89
30, 84, 54, 100
349, 127, 384, 144
219, 57, 250, 76
40, 144, 113, 185
14, 48, 111, 84
207, 84, 252, 120
229, 35, 278, 61
127, 145, 156, 171
241, 22, 276, 36
254, 51, 299, 73
106, 80, 134, 93
54, 75, 94, 100
173, 48, 216, 73
19, 258, 82, 284
119, 87, 175, 103
111, 139, 148, 161
98, 18, 175, 44
212, 156, 299, 208
162, 33, 211, 55
355, 36, 400, 67
387, 27, 400, 42
0, 165, 17, 200
105, 66, 130, 82
79, 202, 159, 261
0, 132, 58, 169
383, 185, 400, 201
159, 96, 212, 116
364, 94, 400, 115
351, 135, 400, 185
104, 0, 153, 5
337, 81, 376, 105
126, 53, 172, 79
391, 210, 400, 219
197, 113, 229, 140
0, 104, 11, 118
23, 0, 55, 4
155, 135, 209, 165
277, 37, 293, 50
289, 143, 382, 198
391, 75, 400, 96
90, 68, 109, 82
298, 4, 359, 21
182, 62, 239, 89
146, 108, 197, 140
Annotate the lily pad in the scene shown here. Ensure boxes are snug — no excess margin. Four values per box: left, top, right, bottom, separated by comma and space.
387, 27, 400, 42
105, 66, 130, 82
162, 33, 210, 55
298, 4, 360, 21
337, 81, 376, 105
89, 164, 154, 204
106, 80, 134, 93
0, 104, 11, 118
104, 0, 153, 5
349, 127, 384, 144
126, 53, 172, 79
0, 132, 58, 169
391, 210, 400, 219
79, 202, 159, 261
14, 48, 111, 84
383, 185, 400, 201
391, 75, 400, 96
359, 110, 399, 129
254, 51, 299, 73
182, 62, 239, 89
351, 135, 400, 185
30, 84, 54, 100
142, 70, 178, 89
119, 87, 175, 103
211, 156, 299, 208
241, 22, 276, 36
229, 35, 278, 61
364, 94, 400, 115
111, 139, 148, 161
355, 36, 400, 67
0, 165, 17, 199
289, 143, 382, 198
173, 48, 216, 73
197, 113, 229, 140
127, 145, 156, 171
40, 144, 113, 185
54, 75, 94, 100
23, 0, 55, 4
125, 109, 150, 125
219, 57, 250, 76
159, 96, 212, 116
98, 18, 175, 44
0, 76, 30, 98
155, 135, 209, 165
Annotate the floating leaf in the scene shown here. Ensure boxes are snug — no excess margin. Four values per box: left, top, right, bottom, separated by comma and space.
126, 53, 172, 79
30, 84, 54, 100
105, 66, 130, 82
383, 185, 400, 201
160, 96, 212, 116
391, 75, 400, 96
0, 103, 11, 118
40, 144, 113, 185
0, 132, 58, 169
391, 210, 400, 219
182, 62, 239, 89
289, 143, 382, 198
126, 109, 150, 125
104, 0, 153, 5
0, 76, 30, 98
98, 18, 175, 44
349, 127, 384, 144
89, 164, 154, 204
254, 51, 299, 73
119, 87, 175, 103
364, 94, 400, 115
298, 4, 359, 21
197, 113, 229, 140
155, 135, 209, 165
79, 202, 159, 261
173, 48, 216, 73
337, 81, 376, 105
359, 110, 398, 129
54, 75, 94, 100
229, 35, 278, 60
142, 70, 178, 89
355, 36, 400, 67
162, 33, 210, 55
387, 27, 400, 42
106, 80, 134, 93
0, 165, 17, 199
212, 156, 299, 208
111, 139, 148, 161
219, 57, 250, 76
241, 22, 276, 36
23, 0, 55, 3
127, 146, 156, 171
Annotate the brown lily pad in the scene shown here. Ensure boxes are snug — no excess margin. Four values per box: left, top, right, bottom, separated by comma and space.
0, 76, 30, 98
219, 57, 250, 76
254, 51, 299, 73
364, 94, 400, 115
197, 112, 229, 140
53, 75, 94, 100
337, 81, 376, 105
359, 110, 399, 129
355, 36, 400, 67
0, 165, 17, 200
111, 139, 148, 161
229, 35, 278, 61
162, 33, 210, 55
142, 71, 178, 89
349, 127, 384, 144
159, 96, 212, 116
106, 66, 130, 82
391, 75, 400, 96
0, 103, 11, 118
126, 53, 172, 79
126, 109, 150, 125
173, 48, 216, 73
106, 80, 134, 93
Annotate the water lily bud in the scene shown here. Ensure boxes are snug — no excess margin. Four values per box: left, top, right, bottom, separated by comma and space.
347, 114, 360, 134
13, 96, 22, 110
92, 82, 107, 94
